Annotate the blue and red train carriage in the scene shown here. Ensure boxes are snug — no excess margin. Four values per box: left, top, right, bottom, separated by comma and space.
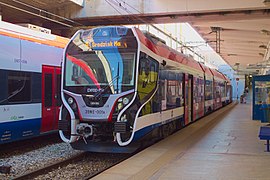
0, 21, 68, 144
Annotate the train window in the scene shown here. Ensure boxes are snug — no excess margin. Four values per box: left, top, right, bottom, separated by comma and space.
221, 83, 226, 98
150, 64, 156, 82
0, 70, 8, 104
45, 74, 52, 107
160, 81, 165, 100
167, 79, 183, 109
138, 54, 158, 89
216, 85, 220, 98
160, 80, 166, 110
205, 80, 213, 100
139, 60, 145, 75
166, 80, 175, 109
8, 71, 31, 103
194, 78, 203, 103
31, 73, 42, 103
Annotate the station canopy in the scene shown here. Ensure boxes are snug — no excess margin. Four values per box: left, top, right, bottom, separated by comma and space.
0, 0, 269, 75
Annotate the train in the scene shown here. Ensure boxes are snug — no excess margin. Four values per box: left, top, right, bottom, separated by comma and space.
0, 21, 68, 144
59, 26, 232, 153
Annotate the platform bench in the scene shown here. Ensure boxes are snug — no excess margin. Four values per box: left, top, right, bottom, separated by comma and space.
259, 126, 270, 152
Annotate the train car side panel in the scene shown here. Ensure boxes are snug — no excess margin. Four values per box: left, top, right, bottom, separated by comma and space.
0, 34, 21, 71
0, 21, 68, 144
0, 104, 41, 143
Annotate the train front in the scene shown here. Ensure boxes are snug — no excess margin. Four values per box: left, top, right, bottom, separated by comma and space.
59, 26, 139, 152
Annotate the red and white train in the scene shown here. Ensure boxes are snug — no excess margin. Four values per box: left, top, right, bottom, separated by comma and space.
0, 21, 68, 144
59, 26, 232, 152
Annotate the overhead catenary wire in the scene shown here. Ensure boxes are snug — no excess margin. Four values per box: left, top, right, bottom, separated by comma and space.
105, 0, 206, 61
0, 0, 83, 28
10, 0, 83, 26
113, 0, 231, 67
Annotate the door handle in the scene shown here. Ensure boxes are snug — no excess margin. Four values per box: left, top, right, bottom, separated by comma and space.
47, 108, 51, 111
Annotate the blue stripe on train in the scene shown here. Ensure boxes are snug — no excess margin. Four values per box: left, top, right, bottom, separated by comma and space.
0, 118, 41, 144
133, 115, 184, 141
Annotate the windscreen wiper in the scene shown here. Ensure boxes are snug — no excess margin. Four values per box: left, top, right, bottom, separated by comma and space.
93, 74, 119, 98
94, 62, 120, 98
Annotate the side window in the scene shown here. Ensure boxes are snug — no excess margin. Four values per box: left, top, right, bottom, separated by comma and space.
8, 71, 31, 103
166, 72, 183, 109
167, 79, 176, 109
205, 80, 213, 100
139, 60, 145, 75
160, 81, 166, 100
137, 53, 159, 116
216, 84, 220, 98
0, 70, 8, 104
138, 54, 158, 90
150, 64, 155, 82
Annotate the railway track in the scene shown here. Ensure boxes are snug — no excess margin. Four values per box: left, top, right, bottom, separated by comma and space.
12, 152, 131, 180
13, 153, 86, 180
0, 133, 61, 158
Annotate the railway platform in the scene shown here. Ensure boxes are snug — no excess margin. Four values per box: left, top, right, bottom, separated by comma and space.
93, 101, 270, 180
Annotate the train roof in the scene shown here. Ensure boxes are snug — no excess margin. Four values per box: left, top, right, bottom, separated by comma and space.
0, 21, 68, 48
135, 28, 203, 73
198, 62, 213, 77
209, 68, 226, 81
222, 74, 231, 83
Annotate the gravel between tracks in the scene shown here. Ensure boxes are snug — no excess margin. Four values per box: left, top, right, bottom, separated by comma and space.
34, 153, 129, 179
0, 143, 81, 180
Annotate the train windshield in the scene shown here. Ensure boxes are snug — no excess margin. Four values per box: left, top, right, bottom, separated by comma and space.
64, 27, 137, 94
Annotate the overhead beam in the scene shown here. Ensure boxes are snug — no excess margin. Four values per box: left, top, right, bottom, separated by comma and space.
69, 0, 84, 7
66, 0, 268, 19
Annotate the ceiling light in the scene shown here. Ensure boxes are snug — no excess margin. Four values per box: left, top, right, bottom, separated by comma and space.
259, 45, 267, 49
259, 52, 265, 56
263, 0, 270, 6
261, 29, 270, 35
228, 53, 237, 56
210, 26, 222, 32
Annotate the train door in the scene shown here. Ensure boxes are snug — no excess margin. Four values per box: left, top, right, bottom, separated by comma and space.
41, 65, 61, 133
184, 74, 193, 124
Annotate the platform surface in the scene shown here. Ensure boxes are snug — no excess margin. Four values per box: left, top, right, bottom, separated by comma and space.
93, 102, 270, 180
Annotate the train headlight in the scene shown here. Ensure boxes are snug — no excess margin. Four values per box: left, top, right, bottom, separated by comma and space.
68, 97, 74, 105
123, 97, 129, 105
64, 94, 81, 120
120, 114, 127, 122
71, 102, 77, 110
117, 102, 123, 110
